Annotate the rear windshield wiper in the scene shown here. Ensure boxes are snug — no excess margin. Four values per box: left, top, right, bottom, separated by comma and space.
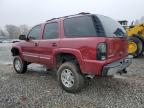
113, 28, 126, 37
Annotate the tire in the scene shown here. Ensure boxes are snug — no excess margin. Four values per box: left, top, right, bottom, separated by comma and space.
13, 56, 27, 74
128, 36, 143, 58
57, 62, 85, 93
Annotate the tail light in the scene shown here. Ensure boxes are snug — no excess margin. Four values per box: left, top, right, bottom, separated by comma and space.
96, 42, 107, 60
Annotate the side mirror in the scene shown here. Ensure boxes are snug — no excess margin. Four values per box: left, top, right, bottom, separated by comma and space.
19, 35, 27, 40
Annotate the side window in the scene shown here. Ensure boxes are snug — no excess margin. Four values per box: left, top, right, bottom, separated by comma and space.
64, 16, 97, 37
43, 22, 58, 39
28, 25, 41, 40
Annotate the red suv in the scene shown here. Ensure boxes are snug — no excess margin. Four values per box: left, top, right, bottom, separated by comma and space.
11, 13, 132, 93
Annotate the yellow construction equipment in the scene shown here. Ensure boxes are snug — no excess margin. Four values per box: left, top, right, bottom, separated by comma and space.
119, 20, 144, 58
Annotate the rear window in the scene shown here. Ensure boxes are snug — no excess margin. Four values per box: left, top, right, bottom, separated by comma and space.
96, 15, 126, 37
64, 16, 97, 37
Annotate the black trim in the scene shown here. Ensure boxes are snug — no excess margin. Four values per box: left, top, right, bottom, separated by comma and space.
92, 15, 106, 36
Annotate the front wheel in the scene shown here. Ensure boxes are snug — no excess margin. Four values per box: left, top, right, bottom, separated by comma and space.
57, 62, 85, 93
13, 56, 27, 74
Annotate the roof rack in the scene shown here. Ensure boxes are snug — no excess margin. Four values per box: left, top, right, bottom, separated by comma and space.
46, 12, 90, 22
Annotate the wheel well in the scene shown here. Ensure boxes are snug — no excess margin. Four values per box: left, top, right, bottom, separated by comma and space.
56, 53, 79, 69
131, 35, 144, 44
11, 48, 20, 56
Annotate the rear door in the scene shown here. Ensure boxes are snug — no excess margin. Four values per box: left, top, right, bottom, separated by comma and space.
38, 21, 59, 68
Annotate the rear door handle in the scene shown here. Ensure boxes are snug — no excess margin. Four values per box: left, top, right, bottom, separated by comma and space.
52, 43, 57, 47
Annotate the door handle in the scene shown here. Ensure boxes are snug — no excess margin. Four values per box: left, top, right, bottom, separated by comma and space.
52, 43, 57, 47
35, 43, 38, 46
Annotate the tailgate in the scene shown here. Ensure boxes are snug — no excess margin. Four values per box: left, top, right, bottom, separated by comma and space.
106, 38, 128, 62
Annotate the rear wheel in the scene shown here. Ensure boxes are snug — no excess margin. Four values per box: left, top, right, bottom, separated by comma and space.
13, 56, 27, 74
128, 36, 143, 58
57, 62, 85, 93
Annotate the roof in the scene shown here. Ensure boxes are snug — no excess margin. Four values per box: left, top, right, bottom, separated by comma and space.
46, 12, 91, 22
118, 20, 128, 23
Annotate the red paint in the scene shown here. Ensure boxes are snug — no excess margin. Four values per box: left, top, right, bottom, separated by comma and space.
12, 14, 129, 76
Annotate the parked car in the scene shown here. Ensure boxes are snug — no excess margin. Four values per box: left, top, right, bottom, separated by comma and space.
11, 39, 20, 43
2, 40, 11, 43
11, 13, 132, 93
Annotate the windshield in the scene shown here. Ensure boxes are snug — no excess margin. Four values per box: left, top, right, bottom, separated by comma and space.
96, 15, 127, 37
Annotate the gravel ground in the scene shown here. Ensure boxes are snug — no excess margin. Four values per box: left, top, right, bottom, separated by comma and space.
0, 43, 144, 108
0, 43, 12, 65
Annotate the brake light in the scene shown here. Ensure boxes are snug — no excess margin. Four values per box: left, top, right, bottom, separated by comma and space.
96, 42, 107, 60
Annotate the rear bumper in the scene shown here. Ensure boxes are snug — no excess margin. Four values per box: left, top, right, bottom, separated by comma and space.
102, 55, 133, 76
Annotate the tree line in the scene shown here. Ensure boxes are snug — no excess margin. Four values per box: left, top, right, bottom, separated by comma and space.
0, 25, 29, 39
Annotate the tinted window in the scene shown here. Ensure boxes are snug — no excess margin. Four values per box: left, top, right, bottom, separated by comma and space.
97, 15, 126, 37
64, 16, 97, 37
43, 23, 58, 39
28, 25, 41, 40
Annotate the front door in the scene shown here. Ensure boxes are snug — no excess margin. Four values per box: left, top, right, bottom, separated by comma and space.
21, 25, 42, 63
